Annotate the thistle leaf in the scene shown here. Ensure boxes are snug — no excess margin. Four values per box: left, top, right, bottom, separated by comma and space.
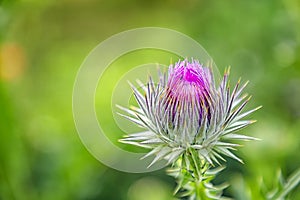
223, 133, 259, 141
215, 146, 243, 163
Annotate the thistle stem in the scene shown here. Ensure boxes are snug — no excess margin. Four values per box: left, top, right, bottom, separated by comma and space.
188, 149, 210, 200
195, 180, 207, 200
169, 149, 217, 200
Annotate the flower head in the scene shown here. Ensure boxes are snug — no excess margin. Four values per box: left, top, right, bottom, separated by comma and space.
119, 59, 260, 167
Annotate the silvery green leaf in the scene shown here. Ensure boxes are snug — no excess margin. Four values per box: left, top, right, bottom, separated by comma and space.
147, 146, 171, 167
206, 166, 226, 176
215, 146, 243, 163
223, 133, 259, 141
269, 167, 300, 200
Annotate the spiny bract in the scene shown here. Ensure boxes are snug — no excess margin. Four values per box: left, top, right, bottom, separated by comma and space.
119, 59, 260, 167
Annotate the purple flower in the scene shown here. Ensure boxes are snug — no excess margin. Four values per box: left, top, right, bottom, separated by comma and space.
164, 61, 213, 130
119, 59, 260, 167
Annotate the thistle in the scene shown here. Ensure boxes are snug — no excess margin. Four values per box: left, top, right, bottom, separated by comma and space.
119, 59, 261, 199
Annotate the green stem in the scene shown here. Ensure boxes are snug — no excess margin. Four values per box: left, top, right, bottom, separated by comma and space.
194, 172, 210, 200
179, 149, 211, 200
168, 149, 224, 199
195, 181, 204, 200
188, 148, 208, 200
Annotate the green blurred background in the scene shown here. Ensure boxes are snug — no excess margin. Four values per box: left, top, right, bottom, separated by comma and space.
0, 0, 300, 199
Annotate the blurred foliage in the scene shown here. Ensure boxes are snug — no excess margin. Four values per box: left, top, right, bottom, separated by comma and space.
0, 0, 299, 199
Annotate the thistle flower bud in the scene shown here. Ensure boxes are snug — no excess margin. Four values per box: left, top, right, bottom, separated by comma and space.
119, 59, 260, 167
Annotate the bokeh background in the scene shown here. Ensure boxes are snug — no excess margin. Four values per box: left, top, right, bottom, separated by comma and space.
0, 0, 300, 199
